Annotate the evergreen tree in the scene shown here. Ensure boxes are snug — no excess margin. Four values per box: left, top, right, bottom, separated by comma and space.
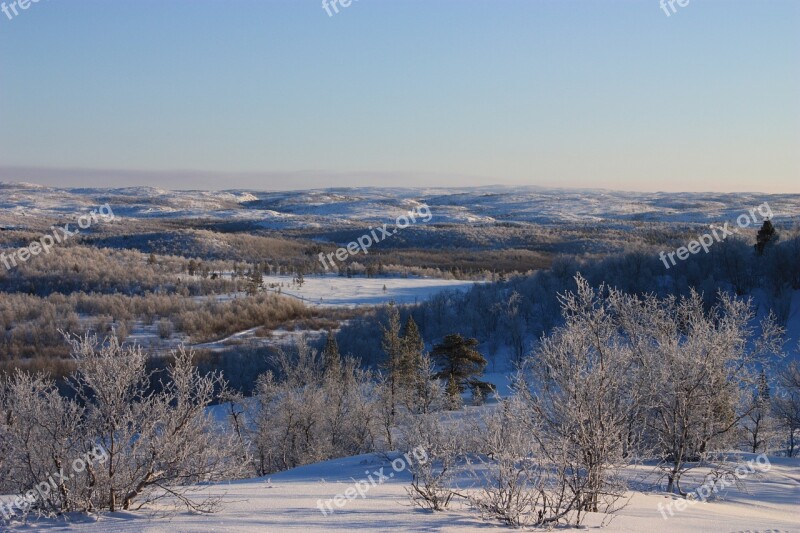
399, 316, 433, 413
432, 334, 490, 393
413, 352, 441, 415
247, 268, 263, 295
755, 219, 778, 255
446, 374, 462, 411
400, 316, 424, 386
322, 330, 341, 378
381, 303, 403, 420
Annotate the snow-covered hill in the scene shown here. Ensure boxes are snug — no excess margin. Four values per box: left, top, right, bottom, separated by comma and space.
2, 182, 798, 229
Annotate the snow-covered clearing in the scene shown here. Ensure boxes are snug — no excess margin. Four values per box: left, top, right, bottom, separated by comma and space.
261, 274, 478, 308
119, 275, 478, 353
10, 453, 799, 532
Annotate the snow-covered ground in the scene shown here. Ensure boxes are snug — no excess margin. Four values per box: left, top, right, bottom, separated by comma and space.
10, 452, 799, 532
262, 274, 479, 308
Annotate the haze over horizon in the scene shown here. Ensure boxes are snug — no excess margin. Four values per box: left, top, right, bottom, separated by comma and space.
1, 167, 800, 195
1, 0, 798, 193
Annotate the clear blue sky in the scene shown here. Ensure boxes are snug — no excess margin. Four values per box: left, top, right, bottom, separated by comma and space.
0, 0, 798, 192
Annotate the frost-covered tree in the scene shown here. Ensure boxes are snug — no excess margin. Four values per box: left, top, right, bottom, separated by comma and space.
585, 278, 784, 493
0, 334, 243, 519
468, 396, 616, 527
0, 371, 85, 515
520, 275, 783, 502
522, 276, 633, 513
773, 359, 800, 457
630, 292, 781, 493
69, 335, 243, 512
468, 398, 544, 527
249, 337, 381, 474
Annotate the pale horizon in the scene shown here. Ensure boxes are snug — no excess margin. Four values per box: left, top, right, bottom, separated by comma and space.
1, 165, 798, 195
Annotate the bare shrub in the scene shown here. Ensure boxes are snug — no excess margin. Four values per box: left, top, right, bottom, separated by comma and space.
401, 412, 463, 511
157, 318, 173, 339
0, 334, 244, 521
68, 335, 245, 512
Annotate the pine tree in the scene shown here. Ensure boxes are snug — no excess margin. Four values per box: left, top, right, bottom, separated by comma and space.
432, 334, 490, 393
755, 219, 778, 255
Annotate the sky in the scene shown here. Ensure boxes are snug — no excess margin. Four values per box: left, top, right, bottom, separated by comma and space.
0, 0, 798, 193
